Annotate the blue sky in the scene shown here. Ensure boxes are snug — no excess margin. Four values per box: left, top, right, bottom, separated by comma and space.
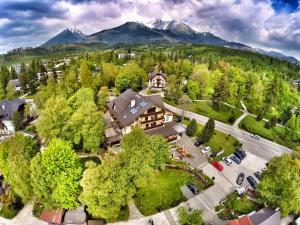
0, 0, 300, 59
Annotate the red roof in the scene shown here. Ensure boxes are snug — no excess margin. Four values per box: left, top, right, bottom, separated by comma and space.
227, 216, 253, 225
39, 208, 64, 224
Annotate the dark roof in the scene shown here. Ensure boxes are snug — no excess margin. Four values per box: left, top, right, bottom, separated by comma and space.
145, 121, 178, 137
250, 208, 280, 225
64, 205, 87, 225
39, 208, 64, 224
107, 89, 166, 128
148, 72, 167, 80
0, 98, 25, 120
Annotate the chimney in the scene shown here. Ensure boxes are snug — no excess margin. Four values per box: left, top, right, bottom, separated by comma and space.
130, 99, 135, 108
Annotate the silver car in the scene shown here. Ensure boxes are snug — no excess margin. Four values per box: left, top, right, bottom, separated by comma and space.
222, 157, 232, 166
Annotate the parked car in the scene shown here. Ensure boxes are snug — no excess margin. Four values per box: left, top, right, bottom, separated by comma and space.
236, 173, 245, 185
230, 155, 241, 164
175, 117, 182, 123
254, 171, 262, 181
237, 149, 247, 158
211, 161, 224, 171
210, 152, 218, 158
194, 138, 204, 147
247, 176, 258, 189
250, 134, 260, 140
222, 157, 232, 166
201, 146, 211, 154
186, 182, 200, 195
234, 150, 245, 160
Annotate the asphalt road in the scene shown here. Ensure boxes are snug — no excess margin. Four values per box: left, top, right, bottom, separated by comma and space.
164, 102, 292, 161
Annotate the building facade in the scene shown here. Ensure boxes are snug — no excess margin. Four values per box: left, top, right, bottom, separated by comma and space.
148, 72, 167, 90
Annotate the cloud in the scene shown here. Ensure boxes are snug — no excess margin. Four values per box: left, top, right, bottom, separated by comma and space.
0, 0, 300, 59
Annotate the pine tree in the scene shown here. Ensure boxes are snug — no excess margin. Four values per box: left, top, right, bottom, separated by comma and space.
186, 119, 197, 136
212, 73, 228, 110
200, 118, 215, 143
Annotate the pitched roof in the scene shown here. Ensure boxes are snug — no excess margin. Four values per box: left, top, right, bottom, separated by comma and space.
249, 208, 280, 225
39, 208, 64, 224
0, 98, 25, 120
64, 205, 86, 224
227, 216, 253, 225
148, 72, 167, 80
107, 89, 166, 128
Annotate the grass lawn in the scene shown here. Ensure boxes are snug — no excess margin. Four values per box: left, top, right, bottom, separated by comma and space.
239, 115, 300, 150
134, 169, 205, 216
184, 120, 241, 161
167, 100, 243, 124
216, 193, 262, 220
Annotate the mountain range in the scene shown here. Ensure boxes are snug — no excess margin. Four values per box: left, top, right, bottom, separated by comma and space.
38, 19, 299, 65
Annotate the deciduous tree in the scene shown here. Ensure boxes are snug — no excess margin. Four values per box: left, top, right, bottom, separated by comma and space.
79, 61, 93, 88
0, 134, 38, 202
30, 139, 83, 209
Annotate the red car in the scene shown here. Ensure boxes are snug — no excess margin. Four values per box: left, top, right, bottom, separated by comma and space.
211, 161, 224, 171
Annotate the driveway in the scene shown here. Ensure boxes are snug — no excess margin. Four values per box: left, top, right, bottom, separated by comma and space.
175, 135, 207, 168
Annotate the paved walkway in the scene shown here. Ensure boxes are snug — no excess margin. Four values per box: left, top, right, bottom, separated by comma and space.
128, 201, 143, 220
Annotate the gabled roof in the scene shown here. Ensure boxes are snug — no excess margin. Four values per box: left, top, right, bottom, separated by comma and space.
250, 208, 280, 225
0, 98, 25, 120
148, 72, 167, 80
39, 208, 64, 224
227, 216, 253, 225
107, 89, 166, 128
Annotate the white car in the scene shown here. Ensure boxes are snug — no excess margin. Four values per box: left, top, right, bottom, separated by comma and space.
201, 146, 211, 154
250, 134, 260, 140
222, 157, 232, 166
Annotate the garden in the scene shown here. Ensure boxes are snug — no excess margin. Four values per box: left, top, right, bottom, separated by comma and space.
215, 192, 263, 220
134, 168, 212, 216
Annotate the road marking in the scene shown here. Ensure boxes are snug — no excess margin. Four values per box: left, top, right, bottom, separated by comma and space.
196, 195, 211, 211
197, 162, 208, 169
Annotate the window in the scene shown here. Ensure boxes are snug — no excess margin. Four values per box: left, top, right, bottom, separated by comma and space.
147, 107, 156, 113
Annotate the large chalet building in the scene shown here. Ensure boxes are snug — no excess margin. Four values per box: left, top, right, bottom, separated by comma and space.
105, 89, 185, 146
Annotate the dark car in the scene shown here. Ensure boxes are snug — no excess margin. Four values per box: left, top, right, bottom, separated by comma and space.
194, 138, 204, 147
210, 152, 218, 158
237, 149, 247, 158
254, 171, 262, 181
247, 176, 258, 189
236, 173, 245, 185
234, 151, 244, 160
230, 155, 241, 164
175, 117, 182, 123
187, 182, 200, 195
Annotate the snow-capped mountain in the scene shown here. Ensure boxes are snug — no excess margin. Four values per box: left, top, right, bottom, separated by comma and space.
42, 28, 87, 47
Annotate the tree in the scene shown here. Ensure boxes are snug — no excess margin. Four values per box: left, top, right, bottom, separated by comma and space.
97, 86, 109, 111
212, 73, 229, 110
30, 139, 83, 209
178, 94, 192, 119
36, 96, 72, 142
115, 62, 147, 92
0, 84, 5, 100
12, 111, 24, 132
200, 118, 215, 143
80, 156, 130, 221
187, 80, 200, 100
0, 134, 38, 202
186, 119, 197, 137
6, 83, 15, 100
177, 206, 204, 225
19, 63, 28, 92
258, 154, 300, 216
65, 101, 104, 152
79, 61, 93, 88
60, 66, 80, 97
148, 135, 170, 170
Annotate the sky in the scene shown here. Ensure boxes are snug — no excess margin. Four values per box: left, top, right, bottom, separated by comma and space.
0, 0, 300, 59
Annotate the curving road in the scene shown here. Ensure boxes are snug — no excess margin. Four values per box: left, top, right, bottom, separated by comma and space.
164, 102, 292, 161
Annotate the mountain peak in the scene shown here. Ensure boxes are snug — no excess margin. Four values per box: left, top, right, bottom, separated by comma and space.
42, 27, 86, 47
